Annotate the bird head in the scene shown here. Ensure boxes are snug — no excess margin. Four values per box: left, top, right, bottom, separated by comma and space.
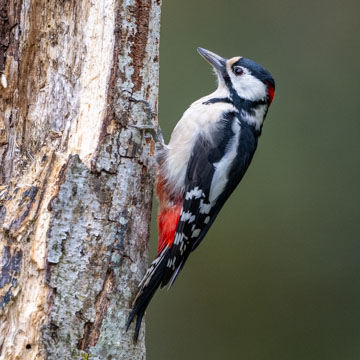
197, 47, 275, 105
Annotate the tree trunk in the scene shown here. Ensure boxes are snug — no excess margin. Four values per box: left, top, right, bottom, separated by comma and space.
0, 0, 161, 359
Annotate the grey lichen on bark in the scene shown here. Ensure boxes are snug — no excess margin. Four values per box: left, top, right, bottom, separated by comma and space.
0, 0, 161, 359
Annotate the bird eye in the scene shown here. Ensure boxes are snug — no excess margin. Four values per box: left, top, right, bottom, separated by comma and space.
234, 67, 244, 76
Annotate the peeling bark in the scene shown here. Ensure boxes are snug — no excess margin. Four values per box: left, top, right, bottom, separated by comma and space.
0, 0, 161, 359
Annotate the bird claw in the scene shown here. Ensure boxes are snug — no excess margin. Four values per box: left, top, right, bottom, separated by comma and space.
128, 123, 164, 147
129, 97, 155, 120
126, 96, 164, 146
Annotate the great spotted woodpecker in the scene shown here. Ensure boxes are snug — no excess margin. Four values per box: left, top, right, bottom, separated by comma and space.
127, 47, 275, 341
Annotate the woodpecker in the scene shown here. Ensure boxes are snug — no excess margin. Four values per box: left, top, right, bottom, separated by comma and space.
127, 47, 275, 341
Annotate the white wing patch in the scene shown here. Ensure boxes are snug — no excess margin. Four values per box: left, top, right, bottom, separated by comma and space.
209, 119, 241, 202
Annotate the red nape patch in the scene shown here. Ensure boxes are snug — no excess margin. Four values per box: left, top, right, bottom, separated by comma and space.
157, 206, 182, 254
267, 83, 275, 104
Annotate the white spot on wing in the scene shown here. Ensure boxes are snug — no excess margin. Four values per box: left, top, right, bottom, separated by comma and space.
173, 232, 181, 245
180, 211, 193, 221
204, 216, 210, 224
199, 200, 212, 214
179, 241, 187, 255
185, 187, 204, 200
174, 232, 188, 245
191, 229, 201, 238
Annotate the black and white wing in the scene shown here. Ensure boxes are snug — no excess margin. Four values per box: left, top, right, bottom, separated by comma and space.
161, 112, 258, 287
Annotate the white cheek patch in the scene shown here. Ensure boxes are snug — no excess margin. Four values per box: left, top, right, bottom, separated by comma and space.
228, 67, 267, 101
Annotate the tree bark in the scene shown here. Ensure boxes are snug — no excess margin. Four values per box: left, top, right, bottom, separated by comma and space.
0, 0, 161, 359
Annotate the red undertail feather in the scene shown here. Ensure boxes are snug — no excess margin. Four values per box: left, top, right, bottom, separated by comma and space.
156, 173, 182, 254
157, 206, 181, 254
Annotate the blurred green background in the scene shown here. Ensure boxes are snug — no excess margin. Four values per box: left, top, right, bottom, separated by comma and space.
147, 0, 360, 359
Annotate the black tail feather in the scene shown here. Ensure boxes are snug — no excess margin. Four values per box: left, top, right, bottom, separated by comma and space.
134, 308, 145, 343
126, 250, 171, 342
160, 249, 191, 289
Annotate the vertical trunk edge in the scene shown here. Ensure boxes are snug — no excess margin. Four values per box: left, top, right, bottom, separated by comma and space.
0, 0, 161, 359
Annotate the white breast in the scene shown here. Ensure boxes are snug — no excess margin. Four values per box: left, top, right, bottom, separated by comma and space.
163, 92, 236, 193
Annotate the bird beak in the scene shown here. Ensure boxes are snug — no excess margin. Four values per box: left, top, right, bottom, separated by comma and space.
197, 47, 227, 74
